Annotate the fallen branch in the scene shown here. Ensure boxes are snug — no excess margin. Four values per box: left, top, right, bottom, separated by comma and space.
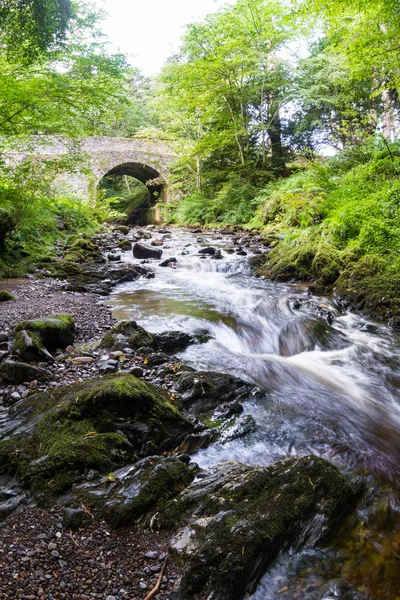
144, 555, 168, 600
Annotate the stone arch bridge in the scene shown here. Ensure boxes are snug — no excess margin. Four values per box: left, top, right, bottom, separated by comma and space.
23, 136, 177, 204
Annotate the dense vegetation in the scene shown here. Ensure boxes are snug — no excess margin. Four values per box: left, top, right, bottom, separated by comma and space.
0, 0, 399, 324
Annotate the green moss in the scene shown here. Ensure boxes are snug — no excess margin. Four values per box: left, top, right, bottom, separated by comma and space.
0, 374, 193, 501
100, 331, 116, 349
46, 261, 83, 279
311, 244, 343, 286
0, 290, 14, 301
117, 239, 132, 250
0, 419, 129, 497
63, 235, 100, 263
336, 254, 400, 323
100, 320, 154, 350
13, 329, 52, 362
15, 314, 75, 349
256, 242, 317, 281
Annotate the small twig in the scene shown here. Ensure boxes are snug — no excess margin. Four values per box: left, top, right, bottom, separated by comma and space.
144, 555, 168, 600
69, 529, 80, 547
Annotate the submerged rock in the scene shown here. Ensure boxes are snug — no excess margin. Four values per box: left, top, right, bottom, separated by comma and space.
15, 314, 75, 349
175, 371, 257, 418
278, 317, 349, 356
163, 457, 364, 600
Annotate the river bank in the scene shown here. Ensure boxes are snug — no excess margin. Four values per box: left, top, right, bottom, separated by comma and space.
0, 225, 399, 600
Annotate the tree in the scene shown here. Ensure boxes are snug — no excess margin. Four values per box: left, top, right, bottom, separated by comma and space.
0, 0, 77, 62
298, 0, 400, 140
156, 0, 293, 193
289, 38, 381, 152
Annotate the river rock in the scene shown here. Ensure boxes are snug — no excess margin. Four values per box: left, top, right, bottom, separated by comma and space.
133, 243, 162, 260
0, 360, 49, 384
136, 230, 152, 240
0, 291, 14, 302
117, 239, 133, 250
175, 371, 257, 418
154, 331, 194, 353
12, 330, 54, 363
151, 238, 164, 247
101, 320, 155, 351
113, 226, 130, 235
160, 257, 177, 267
198, 247, 216, 256
164, 457, 364, 600
0, 374, 195, 499
61, 456, 199, 529
107, 253, 121, 261
14, 314, 75, 349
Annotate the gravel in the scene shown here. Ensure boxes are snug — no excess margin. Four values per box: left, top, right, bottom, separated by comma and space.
0, 277, 115, 341
0, 508, 179, 600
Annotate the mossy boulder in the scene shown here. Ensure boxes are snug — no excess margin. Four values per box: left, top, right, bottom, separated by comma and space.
114, 226, 130, 235
0, 374, 194, 499
0, 359, 49, 383
61, 455, 199, 529
46, 261, 83, 279
63, 236, 101, 263
15, 314, 75, 349
13, 330, 53, 362
100, 320, 155, 351
164, 457, 364, 600
0, 290, 14, 302
117, 239, 133, 251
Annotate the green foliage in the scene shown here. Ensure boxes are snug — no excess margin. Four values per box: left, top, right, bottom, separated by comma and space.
171, 178, 260, 225
0, 0, 76, 62
156, 0, 292, 193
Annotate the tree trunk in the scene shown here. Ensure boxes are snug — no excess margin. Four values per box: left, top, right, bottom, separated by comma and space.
267, 95, 285, 175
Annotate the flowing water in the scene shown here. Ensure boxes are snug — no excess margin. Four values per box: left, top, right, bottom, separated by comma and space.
106, 228, 400, 599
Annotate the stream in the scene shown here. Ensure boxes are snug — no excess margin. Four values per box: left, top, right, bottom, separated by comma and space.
106, 228, 400, 599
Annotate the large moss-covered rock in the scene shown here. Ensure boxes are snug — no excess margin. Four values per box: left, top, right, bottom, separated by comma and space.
100, 320, 155, 351
15, 314, 75, 349
0, 290, 14, 302
0, 374, 194, 499
63, 236, 101, 263
61, 455, 199, 529
163, 457, 364, 600
46, 261, 83, 279
13, 330, 53, 362
0, 359, 49, 383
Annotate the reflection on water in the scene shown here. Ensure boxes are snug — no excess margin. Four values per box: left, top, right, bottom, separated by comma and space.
106, 227, 400, 599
